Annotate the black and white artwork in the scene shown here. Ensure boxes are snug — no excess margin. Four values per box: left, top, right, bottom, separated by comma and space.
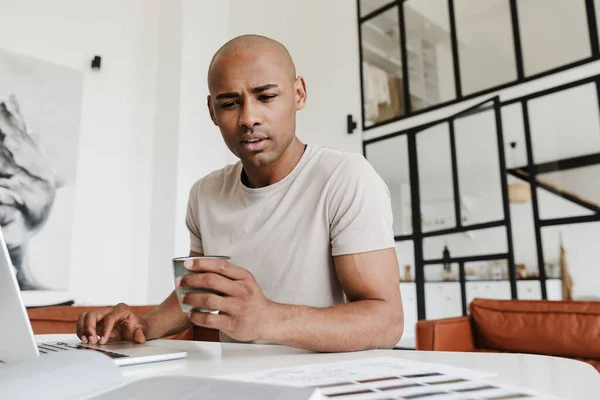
0, 49, 82, 290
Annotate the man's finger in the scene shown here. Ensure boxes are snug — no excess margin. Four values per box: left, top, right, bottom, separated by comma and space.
133, 326, 146, 344
189, 310, 230, 331
83, 312, 100, 344
99, 314, 120, 344
83, 308, 114, 344
184, 258, 249, 280
178, 272, 244, 297
76, 313, 87, 342
180, 292, 235, 315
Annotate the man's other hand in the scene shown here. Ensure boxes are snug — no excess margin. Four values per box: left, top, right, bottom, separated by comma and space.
76, 303, 148, 345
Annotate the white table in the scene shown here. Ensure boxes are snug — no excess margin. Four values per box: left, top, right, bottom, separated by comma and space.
37, 335, 600, 399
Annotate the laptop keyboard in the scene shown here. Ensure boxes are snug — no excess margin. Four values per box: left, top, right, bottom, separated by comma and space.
38, 342, 130, 359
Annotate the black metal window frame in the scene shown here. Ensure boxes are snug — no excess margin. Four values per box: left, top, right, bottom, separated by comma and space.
363, 74, 600, 320
357, 0, 600, 131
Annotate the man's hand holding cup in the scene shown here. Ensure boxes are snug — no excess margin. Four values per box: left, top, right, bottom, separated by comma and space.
173, 256, 278, 343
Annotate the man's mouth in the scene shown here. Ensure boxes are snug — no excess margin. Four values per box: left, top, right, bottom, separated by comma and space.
240, 137, 269, 152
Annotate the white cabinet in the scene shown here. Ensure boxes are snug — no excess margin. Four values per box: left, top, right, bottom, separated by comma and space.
400, 283, 418, 339
466, 281, 512, 307
517, 280, 542, 300
425, 282, 462, 320
546, 279, 563, 300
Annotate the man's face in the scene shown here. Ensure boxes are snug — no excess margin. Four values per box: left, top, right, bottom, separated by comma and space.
0, 96, 57, 249
207, 50, 306, 168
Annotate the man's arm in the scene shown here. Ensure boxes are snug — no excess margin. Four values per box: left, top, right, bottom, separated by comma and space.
266, 247, 403, 352
181, 248, 403, 352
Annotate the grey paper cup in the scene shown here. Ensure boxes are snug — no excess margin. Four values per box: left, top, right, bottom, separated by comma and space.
173, 256, 230, 313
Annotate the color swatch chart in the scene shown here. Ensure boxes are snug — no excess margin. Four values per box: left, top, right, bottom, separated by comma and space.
219, 357, 557, 400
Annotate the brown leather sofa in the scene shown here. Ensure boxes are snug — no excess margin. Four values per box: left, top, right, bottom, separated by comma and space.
416, 298, 600, 372
27, 305, 219, 342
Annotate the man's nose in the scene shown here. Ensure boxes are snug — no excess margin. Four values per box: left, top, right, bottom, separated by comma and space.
238, 100, 262, 129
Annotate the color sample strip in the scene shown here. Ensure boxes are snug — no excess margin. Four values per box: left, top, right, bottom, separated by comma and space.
325, 389, 374, 397
314, 382, 356, 388
403, 391, 447, 399
358, 376, 398, 384
402, 373, 444, 378
379, 383, 422, 391
425, 378, 467, 385
454, 385, 498, 393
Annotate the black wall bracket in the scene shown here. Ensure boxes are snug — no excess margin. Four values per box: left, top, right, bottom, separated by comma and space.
347, 114, 357, 134
91, 55, 102, 70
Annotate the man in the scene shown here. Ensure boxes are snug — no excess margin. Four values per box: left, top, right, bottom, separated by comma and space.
77, 35, 403, 352
0, 95, 58, 290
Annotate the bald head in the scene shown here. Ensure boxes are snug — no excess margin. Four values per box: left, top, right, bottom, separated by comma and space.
208, 35, 296, 89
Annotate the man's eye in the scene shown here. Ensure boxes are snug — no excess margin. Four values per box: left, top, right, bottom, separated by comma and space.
259, 95, 277, 101
221, 102, 237, 109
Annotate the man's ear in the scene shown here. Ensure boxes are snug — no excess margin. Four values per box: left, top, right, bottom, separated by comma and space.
294, 77, 307, 111
207, 95, 218, 126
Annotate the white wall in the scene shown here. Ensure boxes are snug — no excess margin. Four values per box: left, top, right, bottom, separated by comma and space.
146, 0, 184, 304
0, 0, 164, 305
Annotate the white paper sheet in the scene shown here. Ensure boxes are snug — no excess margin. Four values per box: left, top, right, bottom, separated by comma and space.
218, 357, 495, 387
218, 357, 559, 400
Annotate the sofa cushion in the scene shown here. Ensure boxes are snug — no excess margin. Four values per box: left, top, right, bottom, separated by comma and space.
469, 298, 600, 360
416, 317, 476, 351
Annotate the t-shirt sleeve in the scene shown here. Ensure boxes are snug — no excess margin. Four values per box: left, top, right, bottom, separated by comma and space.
328, 154, 395, 256
185, 181, 204, 254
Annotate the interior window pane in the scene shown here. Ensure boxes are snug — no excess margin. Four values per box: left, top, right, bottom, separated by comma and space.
423, 227, 508, 260
398, 282, 418, 340
425, 282, 462, 319
501, 104, 541, 280
537, 167, 598, 221
466, 281, 511, 306
538, 166, 600, 213
365, 135, 412, 236
527, 83, 600, 165
454, 110, 505, 225
454, 0, 518, 95
425, 263, 459, 282
465, 260, 510, 281
507, 175, 540, 279
360, 0, 395, 17
518, 0, 591, 76
403, 0, 456, 111
541, 222, 600, 300
361, 7, 405, 126
417, 123, 456, 233
396, 240, 415, 282
502, 103, 529, 169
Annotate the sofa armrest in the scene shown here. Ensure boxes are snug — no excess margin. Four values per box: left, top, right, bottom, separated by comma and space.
416, 316, 476, 351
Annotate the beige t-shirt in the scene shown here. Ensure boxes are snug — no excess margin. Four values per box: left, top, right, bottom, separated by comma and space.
185, 144, 395, 339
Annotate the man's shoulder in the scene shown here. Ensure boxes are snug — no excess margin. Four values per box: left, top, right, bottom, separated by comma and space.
189, 162, 240, 197
309, 145, 371, 179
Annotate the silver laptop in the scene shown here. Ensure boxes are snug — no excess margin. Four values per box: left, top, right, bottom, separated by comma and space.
0, 227, 187, 366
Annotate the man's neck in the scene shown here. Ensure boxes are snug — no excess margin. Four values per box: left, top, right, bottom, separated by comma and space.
242, 138, 306, 188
